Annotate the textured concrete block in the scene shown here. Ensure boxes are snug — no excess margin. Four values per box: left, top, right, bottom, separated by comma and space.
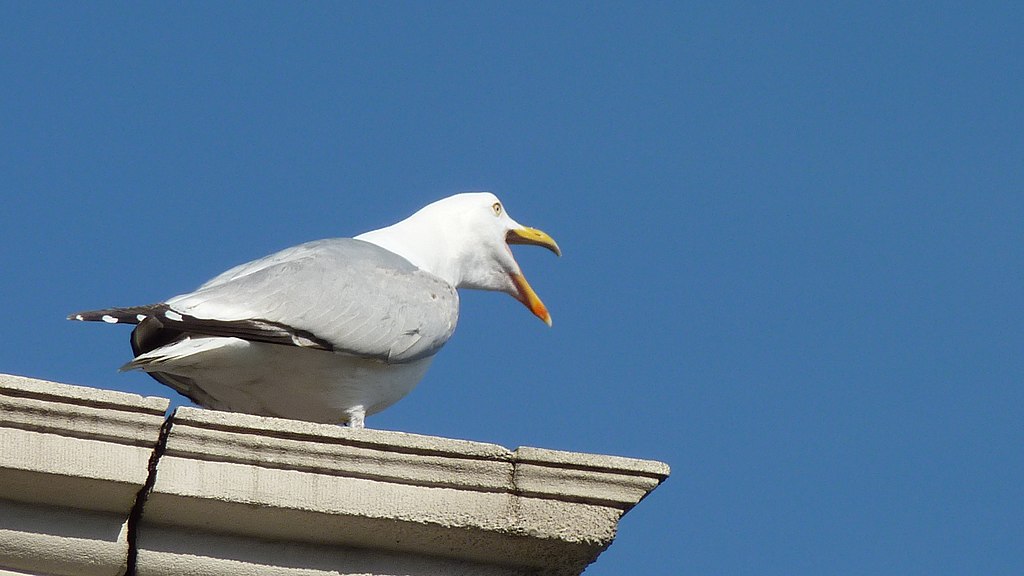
0, 374, 170, 576
0, 374, 669, 576
137, 407, 670, 576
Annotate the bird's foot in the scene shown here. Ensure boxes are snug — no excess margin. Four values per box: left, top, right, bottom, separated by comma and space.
345, 407, 366, 429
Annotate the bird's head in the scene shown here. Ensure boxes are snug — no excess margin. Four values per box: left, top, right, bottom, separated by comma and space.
356, 192, 561, 325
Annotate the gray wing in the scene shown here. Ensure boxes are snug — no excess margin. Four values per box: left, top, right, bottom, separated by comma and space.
161, 239, 459, 363
196, 241, 333, 290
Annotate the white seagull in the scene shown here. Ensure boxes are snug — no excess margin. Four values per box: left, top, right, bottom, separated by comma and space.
70, 192, 560, 428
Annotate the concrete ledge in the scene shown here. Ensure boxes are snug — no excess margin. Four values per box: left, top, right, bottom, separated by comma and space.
0, 374, 170, 576
0, 374, 669, 576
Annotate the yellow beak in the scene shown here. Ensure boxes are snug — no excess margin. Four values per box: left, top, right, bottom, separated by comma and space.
510, 272, 552, 326
506, 227, 561, 326
506, 227, 561, 256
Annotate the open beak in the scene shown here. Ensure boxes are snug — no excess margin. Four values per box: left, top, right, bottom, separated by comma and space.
506, 227, 561, 257
506, 227, 561, 326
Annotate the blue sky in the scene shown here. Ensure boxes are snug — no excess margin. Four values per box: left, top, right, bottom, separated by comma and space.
2, 3, 1022, 574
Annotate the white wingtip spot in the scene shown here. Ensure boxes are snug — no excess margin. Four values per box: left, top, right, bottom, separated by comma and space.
74, 314, 84, 321
101, 314, 119, 324
136, 314, 147, 321
164, 310, 183, 322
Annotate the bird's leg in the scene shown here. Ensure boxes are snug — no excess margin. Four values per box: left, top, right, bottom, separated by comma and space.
346, 406, 366, 429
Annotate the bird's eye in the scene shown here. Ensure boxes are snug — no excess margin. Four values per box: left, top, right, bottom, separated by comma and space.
492, 202, 502, 216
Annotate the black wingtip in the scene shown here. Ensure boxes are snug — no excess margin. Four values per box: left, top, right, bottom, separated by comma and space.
67, 311, 99, 322
67, 306, 160, 325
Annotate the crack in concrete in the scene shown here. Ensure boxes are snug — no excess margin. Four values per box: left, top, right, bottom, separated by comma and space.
125, 407, 176, 576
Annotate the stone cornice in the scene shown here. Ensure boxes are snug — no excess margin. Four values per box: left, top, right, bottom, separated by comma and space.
0, 374, 669, 576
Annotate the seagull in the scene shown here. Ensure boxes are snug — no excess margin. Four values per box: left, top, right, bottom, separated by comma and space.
69, 192, 560, 428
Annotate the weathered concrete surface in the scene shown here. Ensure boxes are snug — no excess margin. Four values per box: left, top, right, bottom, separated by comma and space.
0, 373, 170, 576
0, 374, 670, 576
